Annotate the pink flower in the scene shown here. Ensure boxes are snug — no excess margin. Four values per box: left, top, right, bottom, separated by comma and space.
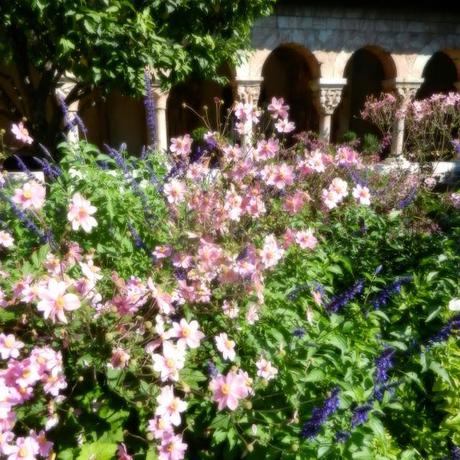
31, 430, 53, 458
117, 443, 133, 460
295, 229, 318, 250
109, 347, 130, 369
153, 245, 172, 260
263, 163, 294, 190
164, 179, 186, 205
246, 304, 260, 325
0, 431, 14, 455
224, 188, 243, 221
450, 192, 460, 209
158, 433, 187, 460
151, 341, 186, 382
209, 370, 251, 411
312, 288, 323, 306
267, 97, 289, 119
321, 188, 340, 210
352, 184, 371, 206
36, 278, 80, 324
222, 144, 242, 162
0, 334, 24, 360
222, 300, 239, 319
170, 134, 192, 157
214, 333, 236, 361
335, 146, 360, 166
283, 191, 309, 215
155, 385, 187, 426
275, 118, 295, 133
253, 138, 279, 161
2, 436, 39, 460
0, 231, 14, 248
42, 367, 67, 396
168, 318, 204, 349
256, 358, 278, 381
67, 193, 97, 232
148, 416, 174, 440
11, 122, 33, 144
12, 181, 46, 210
298, 149, 326, 174
259, 234, 285, 269
330, 178, 348, 199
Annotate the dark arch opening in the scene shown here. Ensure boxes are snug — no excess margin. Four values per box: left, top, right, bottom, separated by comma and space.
166, 63, 235, 139
416, 51, 458, 100
259, 43, 320, 135
79, 89, 148, 155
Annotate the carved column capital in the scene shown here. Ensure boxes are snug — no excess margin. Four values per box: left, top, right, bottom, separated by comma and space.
394, 80, 423, 103
311, 78, 346, 115
236, 79, 263, 105
152, 85, 169, 110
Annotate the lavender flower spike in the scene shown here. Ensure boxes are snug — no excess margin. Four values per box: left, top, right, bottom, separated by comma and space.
351, 404, 372, 428
371, 276, 412, 310
325, 280, 364, 314
144, 69, 157, 148
300, 387, 340, 439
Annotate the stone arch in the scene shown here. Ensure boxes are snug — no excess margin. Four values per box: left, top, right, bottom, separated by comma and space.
166, 63, 236, 139
416, 49, 460, 99
259, 43, 321, 134
332, 45, 397, 144
78, 89, 147, 155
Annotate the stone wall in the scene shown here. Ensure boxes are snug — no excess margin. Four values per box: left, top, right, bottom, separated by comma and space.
244, 6, 460, 81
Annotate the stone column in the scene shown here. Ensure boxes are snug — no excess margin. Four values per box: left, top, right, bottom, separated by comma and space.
236, 79, 262, 146
390, 81, 422, 157
152, 85, 169, 152
312, 79, 346, 142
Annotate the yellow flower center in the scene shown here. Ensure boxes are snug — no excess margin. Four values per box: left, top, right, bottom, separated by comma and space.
221, 383, 230, 395
23, 190, 32, 199
166, 358, 175, 369
167, 444, 174, 452
19, 447, 29, 457
170, 399, 178, 411
4, 336, 15, 348
181, 327, 190, 338
55, 296, 66, 309
225, 340, 233, 349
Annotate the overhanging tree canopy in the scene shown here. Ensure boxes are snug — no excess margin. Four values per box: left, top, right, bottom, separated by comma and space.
0, 0, 274, 153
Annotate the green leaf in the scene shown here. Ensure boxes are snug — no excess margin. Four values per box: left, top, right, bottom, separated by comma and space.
425, 307, 441, 323
77, 441, 117, 460
430, 361, 451, 384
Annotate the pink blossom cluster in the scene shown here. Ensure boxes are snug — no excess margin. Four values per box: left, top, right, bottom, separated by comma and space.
322, 178, 349, 210
147, 313, 205, 458
450, 192, 460, 209
0, 344, 66, 458
209, 369, 253, 411
234, 102, 261, 135
267, 97, 295, 133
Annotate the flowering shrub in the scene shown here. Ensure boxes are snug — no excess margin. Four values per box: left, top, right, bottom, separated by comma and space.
0, 100, 459, 459
362, 92, 460, 161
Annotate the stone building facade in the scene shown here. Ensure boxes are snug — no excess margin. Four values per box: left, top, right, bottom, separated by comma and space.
6, 1, 458, 158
